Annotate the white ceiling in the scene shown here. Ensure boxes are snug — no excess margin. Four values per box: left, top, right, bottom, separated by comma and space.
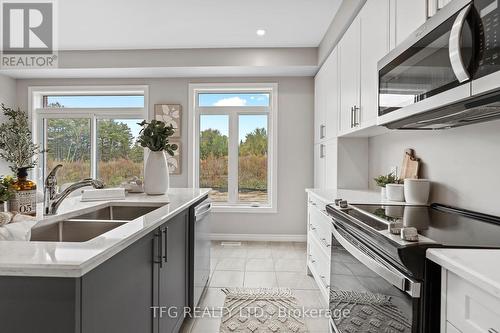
57, 0, 341, 50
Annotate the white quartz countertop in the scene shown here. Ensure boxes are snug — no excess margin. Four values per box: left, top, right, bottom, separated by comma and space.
427, 248, 500, 299
0, 188, 210, 278
306, 188, 420, 206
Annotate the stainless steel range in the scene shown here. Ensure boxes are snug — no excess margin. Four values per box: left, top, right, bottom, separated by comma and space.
326, 201, 500, 333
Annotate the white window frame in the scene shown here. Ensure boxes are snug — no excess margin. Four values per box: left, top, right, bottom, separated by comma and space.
29, 85, 149, 186
188, 83, 278, 213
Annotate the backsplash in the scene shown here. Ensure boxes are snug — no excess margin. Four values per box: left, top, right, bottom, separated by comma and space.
369, 120, 500, 216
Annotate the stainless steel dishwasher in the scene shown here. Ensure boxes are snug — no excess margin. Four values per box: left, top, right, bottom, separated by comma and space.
192, 199, 212, 307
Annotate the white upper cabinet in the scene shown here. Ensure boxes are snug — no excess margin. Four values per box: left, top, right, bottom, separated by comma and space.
338, 16, 361, 135
314, 66, 326, 144
314, 48, 339, 144
338, 0, 390, 136
323, 49, 339, 141
359, 0, 390, 127
313, 138, 337, 189
323, 139, 338, 189
313, 143, 326, 188
393, 0, 427, 47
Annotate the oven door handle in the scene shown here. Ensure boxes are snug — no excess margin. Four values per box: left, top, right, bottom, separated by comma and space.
449, 4, 472, 83
332, 226, 421, 298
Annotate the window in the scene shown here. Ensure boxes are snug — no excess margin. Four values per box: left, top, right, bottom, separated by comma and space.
32, 86, 147, 188
189, 84, 277, 212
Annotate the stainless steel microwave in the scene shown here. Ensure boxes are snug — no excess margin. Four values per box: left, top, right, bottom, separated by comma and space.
378, 0, 500, 130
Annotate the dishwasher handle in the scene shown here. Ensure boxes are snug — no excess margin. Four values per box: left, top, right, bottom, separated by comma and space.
195, 201, 212, 221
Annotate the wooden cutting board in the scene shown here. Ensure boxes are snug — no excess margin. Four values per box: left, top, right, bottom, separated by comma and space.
400, 149, 420, 180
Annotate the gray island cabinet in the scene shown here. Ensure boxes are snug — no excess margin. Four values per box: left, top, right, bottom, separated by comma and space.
0, 193, 207, 333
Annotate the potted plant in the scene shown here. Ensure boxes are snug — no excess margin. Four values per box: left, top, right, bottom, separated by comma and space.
0, 176, 14, 212
0, 104, 41, 214
137, 120, 178, 195
0, 104, 40, 174
374, 172, 399, 199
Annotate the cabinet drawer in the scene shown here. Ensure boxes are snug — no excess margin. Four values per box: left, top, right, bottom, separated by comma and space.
308, 205, 333, 251
308, 236, 331, 292
447, 272, 500, 333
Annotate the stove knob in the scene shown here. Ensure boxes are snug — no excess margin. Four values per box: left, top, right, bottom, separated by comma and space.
388, 222, 403, 235
334, 199, 343, 206
338, 200, 348, 209
401, 227, 419, 242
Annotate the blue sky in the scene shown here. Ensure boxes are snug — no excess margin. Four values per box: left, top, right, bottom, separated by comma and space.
199, 93, 269, 140
47, 94, 268, 142
198, 93, 269, 107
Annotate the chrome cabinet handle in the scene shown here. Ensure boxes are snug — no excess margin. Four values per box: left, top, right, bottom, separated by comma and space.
308, 255, 316, 263
320, 124, 326, 139
309, 223, 317, 231
449, 4, 472, 82
353, 105, 360, 127
320, 144, 325, 158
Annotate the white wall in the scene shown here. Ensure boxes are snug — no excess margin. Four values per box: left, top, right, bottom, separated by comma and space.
0, 74, 18, 175
369, 120, 500, 216
16, 77, 314, 237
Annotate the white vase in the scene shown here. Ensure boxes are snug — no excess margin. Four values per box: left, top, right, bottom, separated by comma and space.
144, 151, 169, 195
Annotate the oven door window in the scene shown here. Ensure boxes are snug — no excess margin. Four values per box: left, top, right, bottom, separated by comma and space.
329, 228, 416, 333
379, 8, 474, 115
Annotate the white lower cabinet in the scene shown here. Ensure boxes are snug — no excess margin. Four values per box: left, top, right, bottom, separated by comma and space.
307, 193, 332, 305
442, 269, 500, 333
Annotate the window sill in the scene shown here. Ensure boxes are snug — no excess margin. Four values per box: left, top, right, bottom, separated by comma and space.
211, 204, 277, 214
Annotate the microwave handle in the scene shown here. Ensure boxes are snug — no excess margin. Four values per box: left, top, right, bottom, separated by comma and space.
332, 224, 421, 298
449, 4, 472, 83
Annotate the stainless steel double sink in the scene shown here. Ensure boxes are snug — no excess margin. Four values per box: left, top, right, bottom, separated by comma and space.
31, 204, 164, 243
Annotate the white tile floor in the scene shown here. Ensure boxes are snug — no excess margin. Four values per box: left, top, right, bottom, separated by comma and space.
180, 241, 330, 333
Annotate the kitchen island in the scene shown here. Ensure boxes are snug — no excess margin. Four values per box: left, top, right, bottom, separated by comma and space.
0, 188, 210, 333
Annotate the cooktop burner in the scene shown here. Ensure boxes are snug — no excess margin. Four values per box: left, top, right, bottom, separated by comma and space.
337, 203, 500, 248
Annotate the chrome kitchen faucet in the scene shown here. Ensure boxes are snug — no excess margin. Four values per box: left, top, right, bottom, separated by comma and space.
43, 164, 104, 215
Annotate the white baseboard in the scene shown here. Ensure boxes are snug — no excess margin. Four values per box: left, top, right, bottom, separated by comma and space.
208, 233, 306, 242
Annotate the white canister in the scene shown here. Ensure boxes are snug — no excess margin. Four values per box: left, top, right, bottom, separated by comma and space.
404, 179, 431, 205
386, 184, 405, 202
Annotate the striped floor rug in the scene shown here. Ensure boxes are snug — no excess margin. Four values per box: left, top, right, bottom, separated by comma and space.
219, 288, 308, 333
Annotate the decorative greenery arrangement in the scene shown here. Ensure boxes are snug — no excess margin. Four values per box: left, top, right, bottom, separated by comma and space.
374, 172, 401, 188
0, 176, 14, 202
137, 120, 178, 156
0, 104, 41, 173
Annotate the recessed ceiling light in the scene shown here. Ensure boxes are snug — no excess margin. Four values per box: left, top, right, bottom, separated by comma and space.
256, 29, 266, 36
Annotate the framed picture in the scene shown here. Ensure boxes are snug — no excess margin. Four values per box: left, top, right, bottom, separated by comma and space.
154, 104, 182, 138
167, 140, 181, 175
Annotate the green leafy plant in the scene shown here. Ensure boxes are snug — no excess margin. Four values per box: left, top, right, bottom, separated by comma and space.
373, 172, 401, 187
137, 120, 178, 156
0, 104, 41, 173
0, 175, 14, 202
